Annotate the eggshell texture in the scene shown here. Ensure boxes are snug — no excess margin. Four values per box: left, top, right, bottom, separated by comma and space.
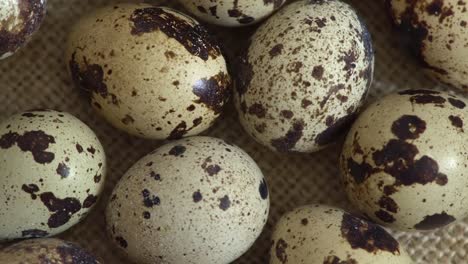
66, 4, 231, 140
387, 0, 468, 92
0, 238, 100, 263
235, 0, 374, 153
178, 0, 285, 27
270, 204, 413, 264
106, 136, 269, 264
340, 89, 467, 231
0, 110, 106, 241
0, 0, 46, 60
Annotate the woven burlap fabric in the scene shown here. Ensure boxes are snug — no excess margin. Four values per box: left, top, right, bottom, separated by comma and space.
0, 0, 466, 263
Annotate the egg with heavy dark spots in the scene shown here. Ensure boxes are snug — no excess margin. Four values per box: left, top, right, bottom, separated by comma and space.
66, 4, 231, 140
387, 0, 468, 92
340, 90, 467, 230
0, 238, 100, 263
0, 110, 106, 241
270, 204, 413, 264
178, 0, 285, 27
0, 0, 46, 60
106, 136, 269, 264
235, 0, 374, 153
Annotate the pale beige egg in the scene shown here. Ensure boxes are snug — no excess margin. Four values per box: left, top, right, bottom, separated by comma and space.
271, 204, 413, 264
341, 89, 467, 230
0, 110, 106, 241
66, 4, 230, 140
106, 136, 269, 264
235, 0, 374, 153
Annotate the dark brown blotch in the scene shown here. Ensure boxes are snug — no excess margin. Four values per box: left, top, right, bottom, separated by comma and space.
142, 189, 160, 208
323, 255, 358, 264
271, 120, 304, 152
219, 195, 231, 210
248, 103, 267, 118
193, 72, 231, 114
391, 115, 426, 140
341, 212, 400, 254
129, 7, 221, 61
0, 130, 55, 164
312, 65, 324, 80
449, 115, 463, 131
56, 163, 70, 179
275, 238, 288, 264
82, 194, 98, 208
448, 98, 466, 109
115, 236, 128, 248
39, 192, 82, 228
414, 212, 456, 230
193, 190, 202, 203
269, 44, 284, 57
169, 145, 186, 157
259, 178, 268, 200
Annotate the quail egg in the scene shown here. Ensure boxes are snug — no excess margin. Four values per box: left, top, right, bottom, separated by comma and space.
270, 204, 413, 264
341, 89, 467, 230
235, 0, 374, 153
106, 136, 269, 264
387, 0, 468, 92
0, 0, 46, 60
66, 4, 231, 140
178, 0, 285, 27
0, 110, 106, 241
0, 238, 100, 263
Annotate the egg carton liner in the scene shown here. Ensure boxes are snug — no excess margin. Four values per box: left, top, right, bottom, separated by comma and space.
0, 0, 466, 263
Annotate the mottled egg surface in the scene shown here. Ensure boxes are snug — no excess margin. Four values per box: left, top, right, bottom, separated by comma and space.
178, 0, 285, 27
387, 0, 468, 92
235, 0, 374, 153
341, 89, 467, 231
270, 204, 413, 264
66, 4, 231, 140
0, 238, 100, 264
0, 110, 106, 241
106, 136, 269, 264
0, 0, 46, 60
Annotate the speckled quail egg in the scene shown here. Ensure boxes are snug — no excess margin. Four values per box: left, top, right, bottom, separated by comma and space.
106, 136, 269, 264
340, 89, 467, 231
178, 0, 285, 27
0, 0, 46, 60
0, 110, 106, 241
66, 4, 231, 140
270, 204, 413, 264
235, 0, 374, 153
0, 238, 100, 263
387, 0, 468, 92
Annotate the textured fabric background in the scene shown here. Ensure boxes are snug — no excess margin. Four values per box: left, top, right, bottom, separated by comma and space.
0, 0, 466, 263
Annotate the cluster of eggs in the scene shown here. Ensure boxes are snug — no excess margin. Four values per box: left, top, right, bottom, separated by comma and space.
0, 0, 466, 263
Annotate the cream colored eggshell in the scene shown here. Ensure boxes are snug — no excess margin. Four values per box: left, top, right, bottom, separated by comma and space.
270, 204, 413, 264
106, 136, 269, 264
235, 0, 374, 153
66, 4, 230, 140
340, 90, 467, 231
388, 0, 468, 92
178, 0, 285, 27
0, 238, 101, 263
0, 110, 106, 241
0, 0, 47, 60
